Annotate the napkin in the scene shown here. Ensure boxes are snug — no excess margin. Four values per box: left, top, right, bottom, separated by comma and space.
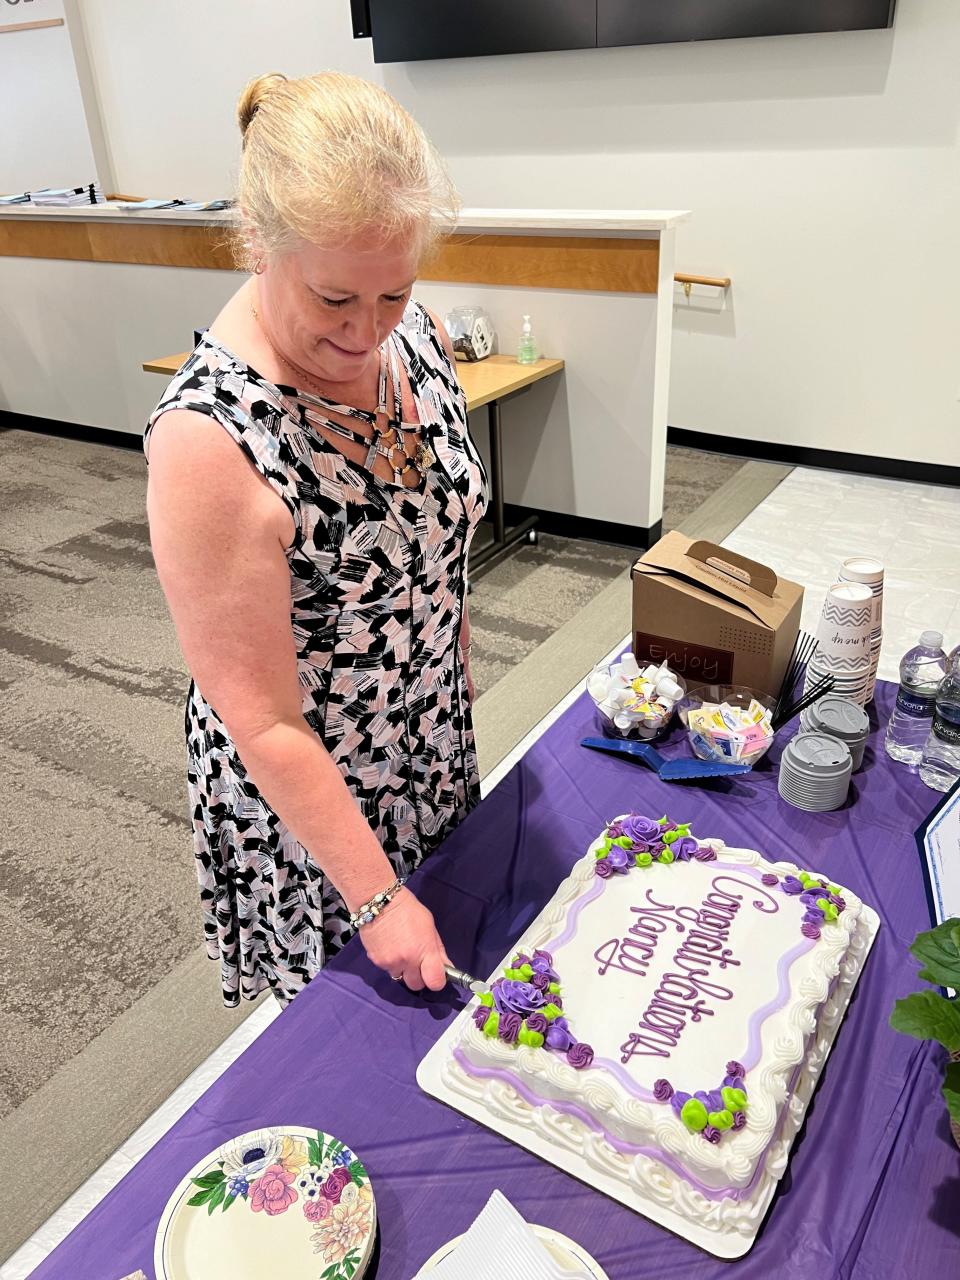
426, 1189, 593, 1279
117, 1272, 148, 1279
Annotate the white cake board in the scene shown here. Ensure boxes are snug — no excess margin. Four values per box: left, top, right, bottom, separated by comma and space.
418, 905, 880, 1260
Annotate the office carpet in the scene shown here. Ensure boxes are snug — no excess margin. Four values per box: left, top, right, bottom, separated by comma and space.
0, 424, 780, 1261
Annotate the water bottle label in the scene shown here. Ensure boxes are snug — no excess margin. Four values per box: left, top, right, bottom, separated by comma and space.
896, 686, 936, 718
932, 713, 960, 746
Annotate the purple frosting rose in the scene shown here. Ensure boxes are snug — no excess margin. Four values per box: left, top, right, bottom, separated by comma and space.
831, 894, 846, 912
494, 979, 544, 1017
546, 1022, 574, 1052
513, 952, 532, 968
472, 1005, 490, 1031
672, 837, 700, 861
605, 845, 632, 872
761, 873, 779, 886
566, 1042, 595, 1070
725, 1061, 746, 1080
605, 821, 625, 839
803, 908, 825, 925
620, 813, 663, 844
596, 859, 614, 880
732, 1112, 747, 1131
498, 1011, 521, 1043
670, 1090, 691, 1117
531, 971, 550, 992
693, 846, 717, 862
702, 1126, 721, 1145
800, 889, 824, 907
782, 876, 804, 895
532, 949, 554, 968
526, 1012, 549, 1035
653, 1078, 674, 1102
801, 921, 821, 941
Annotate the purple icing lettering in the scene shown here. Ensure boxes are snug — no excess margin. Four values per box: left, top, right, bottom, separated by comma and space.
711, 874, 780, 915
594, 936, 651, 979
620, 1031, 672, 1062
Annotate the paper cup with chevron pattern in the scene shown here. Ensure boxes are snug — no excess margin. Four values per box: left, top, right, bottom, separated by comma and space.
806, 582, 874, 706
838, 556, 884, 704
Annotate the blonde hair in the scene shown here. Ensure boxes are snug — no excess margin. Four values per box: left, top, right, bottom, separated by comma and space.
236, 71, 459, 265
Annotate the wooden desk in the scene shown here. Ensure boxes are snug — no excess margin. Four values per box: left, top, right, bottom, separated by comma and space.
142, 351, 564, 575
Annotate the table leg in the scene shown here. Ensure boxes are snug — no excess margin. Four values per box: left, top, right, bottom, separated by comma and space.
468, 397, 539, 576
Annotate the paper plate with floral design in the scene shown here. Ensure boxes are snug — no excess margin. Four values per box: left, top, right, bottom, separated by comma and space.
154, 1126, 376, 1280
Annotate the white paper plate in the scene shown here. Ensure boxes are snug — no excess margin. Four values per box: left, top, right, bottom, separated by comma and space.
414, 1223, 609, 1278
154, 1126, 376, 1280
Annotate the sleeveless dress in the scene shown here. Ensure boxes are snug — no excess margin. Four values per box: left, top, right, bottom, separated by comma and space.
145, 302, 488, 1006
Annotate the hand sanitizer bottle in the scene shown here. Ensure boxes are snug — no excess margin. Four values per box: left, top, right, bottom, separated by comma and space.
517, 314, 539, 365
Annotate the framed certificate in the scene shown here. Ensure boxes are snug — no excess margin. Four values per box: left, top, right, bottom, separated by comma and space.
915, 778, 960, 996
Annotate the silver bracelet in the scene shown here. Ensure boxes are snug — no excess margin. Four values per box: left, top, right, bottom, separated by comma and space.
349, 876, 406, 929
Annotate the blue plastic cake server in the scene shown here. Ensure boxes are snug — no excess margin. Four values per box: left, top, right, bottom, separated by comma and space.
580, 737, 752, 780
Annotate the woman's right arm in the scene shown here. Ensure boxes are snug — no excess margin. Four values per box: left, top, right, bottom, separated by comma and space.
146, 409, 449, 990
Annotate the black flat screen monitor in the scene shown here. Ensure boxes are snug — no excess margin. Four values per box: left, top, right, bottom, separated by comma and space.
360, 2, 896, 63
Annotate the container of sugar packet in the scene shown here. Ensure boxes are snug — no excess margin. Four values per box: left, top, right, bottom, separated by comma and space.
678, 684, 776, 766
587, 651, 686, 740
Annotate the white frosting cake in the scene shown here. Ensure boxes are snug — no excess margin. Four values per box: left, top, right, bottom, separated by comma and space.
440, 816, 875, 1244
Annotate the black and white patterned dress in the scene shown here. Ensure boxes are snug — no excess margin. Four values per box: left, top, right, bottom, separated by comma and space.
145, 302, 487, 1005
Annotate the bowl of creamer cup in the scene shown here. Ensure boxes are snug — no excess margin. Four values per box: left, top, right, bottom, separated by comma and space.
587, 651, 686, 740
799, 695, 870, 770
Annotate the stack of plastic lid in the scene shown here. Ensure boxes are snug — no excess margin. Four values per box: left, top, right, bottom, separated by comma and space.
799, 695, 871, 770
778, 733, 853, 811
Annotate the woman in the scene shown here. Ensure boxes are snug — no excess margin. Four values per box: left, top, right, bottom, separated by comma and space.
145, 71, 487, 1006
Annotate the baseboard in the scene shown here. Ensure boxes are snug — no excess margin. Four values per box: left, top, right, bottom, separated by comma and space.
503, 504, 662, 550
667, 427, 960, 489
0, 410, 142, 452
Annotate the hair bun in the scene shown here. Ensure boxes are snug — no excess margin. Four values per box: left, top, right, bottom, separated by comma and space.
237, 72, 287, 138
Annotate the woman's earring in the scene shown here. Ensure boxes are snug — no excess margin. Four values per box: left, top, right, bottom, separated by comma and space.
253, 258, 264, 275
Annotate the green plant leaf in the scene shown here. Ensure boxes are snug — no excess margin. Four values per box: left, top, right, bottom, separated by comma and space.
343, 1249, 360, 1279
911, 919, 960, 988
306, 1137, 322, 1168
943, 1060, 960, 1125
187, 1189, 212, 1208
328, 1139, 343, 1159
221, 1192, 237, 1213
348, 1159, 366, 1185
191, 1170, 225, 1189
890, 990, 960, 1050
206, 1181, 227, 1215
320, 1265, 341, 1280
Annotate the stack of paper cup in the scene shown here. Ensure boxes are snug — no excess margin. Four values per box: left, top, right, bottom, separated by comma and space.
805, 582, 874, 707
837, 556, 883, 704
778, 733, 854, 811
800, 694, 870, 770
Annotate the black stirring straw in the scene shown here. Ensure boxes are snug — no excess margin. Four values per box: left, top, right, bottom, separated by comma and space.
774, 631, 817, 723
772, 673, 836, 733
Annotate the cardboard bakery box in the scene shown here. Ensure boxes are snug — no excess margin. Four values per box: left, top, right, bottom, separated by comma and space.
631, 533, 803, 697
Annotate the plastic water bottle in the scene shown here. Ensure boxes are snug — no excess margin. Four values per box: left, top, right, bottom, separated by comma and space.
920, 655, 960, 791
517, 314, 539, 365
884, 630, 948, 765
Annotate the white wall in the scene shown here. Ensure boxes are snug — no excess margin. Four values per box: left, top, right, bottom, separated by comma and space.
69, 0, 960, 468
0, 0, 98, 192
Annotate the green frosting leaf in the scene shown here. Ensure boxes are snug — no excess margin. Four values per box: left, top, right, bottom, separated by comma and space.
636, 852, 653, 868
548, 982, 561, 994
483, 1011, 500, 1038
658, 848, 674, 865
823, 904, 839, 922
890, 990, 960, 1051
673, 822, 692, 837
518, 1027, 545, 1048
911, 918, 960, 989
479, 991, 494, 1008
721, 1086, 747, 1112
943, 1059, 960, 1125
519, 963, 534, 980
680, 1098, 708, 1132
612, 836, 634, 848
662, 828, 679, 846
595, 848, 609, 861
542, 1003, 562, 1021
816, 897, 831, 912
599, 837, 613, 854
708, 1109, 734, 1131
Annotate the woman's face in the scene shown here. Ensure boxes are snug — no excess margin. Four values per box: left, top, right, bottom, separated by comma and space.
258, 234, 420, 385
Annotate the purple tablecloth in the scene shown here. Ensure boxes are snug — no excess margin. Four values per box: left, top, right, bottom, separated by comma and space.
30, 681, 959, 1280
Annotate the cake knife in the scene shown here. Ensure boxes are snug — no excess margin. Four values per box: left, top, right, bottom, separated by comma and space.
444, 963, 490, 997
